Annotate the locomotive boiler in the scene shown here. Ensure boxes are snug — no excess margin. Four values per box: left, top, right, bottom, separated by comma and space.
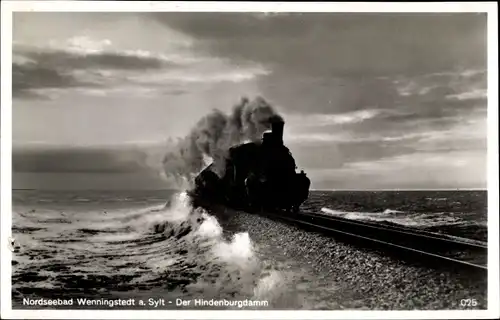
189, 117, 310, 213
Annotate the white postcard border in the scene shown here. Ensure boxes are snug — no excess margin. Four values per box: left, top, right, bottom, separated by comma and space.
1, 1, 498, 319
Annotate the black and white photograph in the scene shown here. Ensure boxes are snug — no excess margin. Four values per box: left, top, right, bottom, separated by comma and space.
1, 1, 499, 319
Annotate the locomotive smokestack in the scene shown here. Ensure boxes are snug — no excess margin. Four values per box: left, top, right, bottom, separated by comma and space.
270, 116, 284, 145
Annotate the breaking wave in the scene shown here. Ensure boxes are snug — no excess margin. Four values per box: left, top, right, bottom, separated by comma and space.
12, 191, 299, 308
320, 207, 486, 229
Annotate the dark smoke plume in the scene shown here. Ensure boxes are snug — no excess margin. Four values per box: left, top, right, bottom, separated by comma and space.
162, 96, 284, 185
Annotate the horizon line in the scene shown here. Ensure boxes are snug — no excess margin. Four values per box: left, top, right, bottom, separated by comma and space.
310, 188, 487, 191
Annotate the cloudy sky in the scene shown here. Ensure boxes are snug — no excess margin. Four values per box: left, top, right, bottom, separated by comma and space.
12, 12, 487, 190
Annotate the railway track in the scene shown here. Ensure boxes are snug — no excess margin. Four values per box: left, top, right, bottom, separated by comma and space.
261, 209, 488, 275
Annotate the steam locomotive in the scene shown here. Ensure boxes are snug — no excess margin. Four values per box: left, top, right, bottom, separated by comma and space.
188, 117, 311, 213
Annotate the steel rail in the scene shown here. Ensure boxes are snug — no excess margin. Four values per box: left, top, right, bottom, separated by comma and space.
300, 210, 487, 249
263, 211, 488, 272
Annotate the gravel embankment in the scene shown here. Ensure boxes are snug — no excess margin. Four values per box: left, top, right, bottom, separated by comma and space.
224, 210, 488, 310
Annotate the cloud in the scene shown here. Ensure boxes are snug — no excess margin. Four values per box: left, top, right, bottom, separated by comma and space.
286, 133, 348, 143
19, 48, 170, 71
12, 148, 150, 173
12, 39, 179, 98
13, 45, 269, 99
156, 12, 487, 132
12, 143, 188, 189
393, 69, 487, 103
122, 64, 270, 84
343, 151, 475, 172
284, 108, 487, 186
12, 61, 91, 98
286, 106, 485, 144
307, 149, 486, 190
287, 109, 381, 128
287, 127, 485, 146
12, 15, 271, 99
157, 13, 487, 77
446, 88, 487, 101
11, 12, 488, 190
13, 172, 170, 191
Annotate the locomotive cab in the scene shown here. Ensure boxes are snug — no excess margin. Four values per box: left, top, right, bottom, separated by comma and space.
191, 117, 310, 213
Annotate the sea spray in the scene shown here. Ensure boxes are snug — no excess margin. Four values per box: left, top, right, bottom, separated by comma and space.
88, 191, 261, 298
156, 96, 286, 296
162, 96, 284, 184
133, 191, 271, 300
